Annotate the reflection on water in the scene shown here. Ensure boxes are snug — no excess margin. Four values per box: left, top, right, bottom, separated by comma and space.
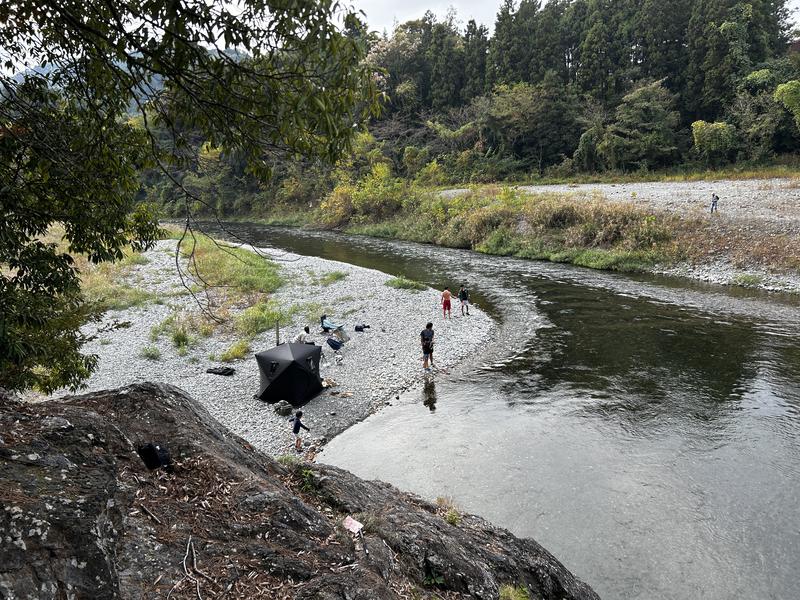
211, 224, 800, 600
422, 377, 437, 412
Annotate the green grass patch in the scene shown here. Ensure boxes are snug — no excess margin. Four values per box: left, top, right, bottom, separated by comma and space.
150, 311, 212, 349
235, 300, 298, 337
318, 270, 347, 285
119, 252, 150, 267
444, 508, 461, 526
499, 584, 531, 600
732, 273, 764, 287
175, 233, 282, 295
220, 339, 251, 362
140, 345, 161, 360
83, 274, 154, 311
385, 276, 427, 292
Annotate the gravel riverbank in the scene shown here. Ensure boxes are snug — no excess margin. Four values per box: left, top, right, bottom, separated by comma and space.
55, 239, 494, 457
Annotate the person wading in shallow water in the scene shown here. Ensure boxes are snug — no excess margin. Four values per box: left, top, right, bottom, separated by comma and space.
441, 287, 452, 319
289, 411, 309, 452
421, 322, 434, 372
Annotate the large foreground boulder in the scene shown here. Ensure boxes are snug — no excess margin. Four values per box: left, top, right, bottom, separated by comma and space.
0, 383, 599, 599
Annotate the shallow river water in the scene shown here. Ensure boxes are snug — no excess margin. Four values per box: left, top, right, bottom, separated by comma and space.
218, 224, 800, 600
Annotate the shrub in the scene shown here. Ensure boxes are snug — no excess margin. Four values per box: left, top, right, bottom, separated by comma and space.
350, 163, 405, 220
691, 121, 738, 167
415, 159, 445, 186
319, 183, 355, 227
774, 80, 800, 128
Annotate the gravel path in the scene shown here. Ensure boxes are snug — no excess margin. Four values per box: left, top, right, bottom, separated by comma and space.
56, 240, 494, 457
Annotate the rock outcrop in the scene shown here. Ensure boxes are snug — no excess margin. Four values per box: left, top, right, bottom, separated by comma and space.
0, 383, 599, 599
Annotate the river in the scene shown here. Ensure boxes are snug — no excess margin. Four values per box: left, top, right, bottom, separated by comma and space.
215, 223, 800, 600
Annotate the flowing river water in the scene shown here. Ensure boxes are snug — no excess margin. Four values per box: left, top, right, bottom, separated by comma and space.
216, 224, 800, 599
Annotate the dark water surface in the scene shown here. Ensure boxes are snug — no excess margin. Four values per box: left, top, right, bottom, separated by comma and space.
216, 224, 800, 600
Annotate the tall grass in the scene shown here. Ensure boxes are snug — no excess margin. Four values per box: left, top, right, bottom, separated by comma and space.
334, 187, 679, 272
176, 234, 282, 295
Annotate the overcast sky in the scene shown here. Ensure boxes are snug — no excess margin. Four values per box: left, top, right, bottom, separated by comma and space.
352, 0, 800, 35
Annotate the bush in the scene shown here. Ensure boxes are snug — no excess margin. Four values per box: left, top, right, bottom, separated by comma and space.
319, 183, 355, 227
350, 163, 405, 221
691, 121, 737, 167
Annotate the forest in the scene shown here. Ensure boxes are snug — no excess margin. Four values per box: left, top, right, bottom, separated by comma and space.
147, 0, 800, 219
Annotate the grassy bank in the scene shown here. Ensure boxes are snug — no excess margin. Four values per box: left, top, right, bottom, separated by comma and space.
326, 186, 683, 273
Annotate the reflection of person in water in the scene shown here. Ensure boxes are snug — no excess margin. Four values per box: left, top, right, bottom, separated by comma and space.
423, 378, 437, 412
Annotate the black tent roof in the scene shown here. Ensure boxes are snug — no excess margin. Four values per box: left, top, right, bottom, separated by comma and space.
255, 343, 322, 406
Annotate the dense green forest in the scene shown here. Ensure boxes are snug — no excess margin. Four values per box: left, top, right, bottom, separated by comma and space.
148, 0, 800, 219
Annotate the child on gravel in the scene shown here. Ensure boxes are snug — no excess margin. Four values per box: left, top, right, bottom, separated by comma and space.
289, 411, 310, 452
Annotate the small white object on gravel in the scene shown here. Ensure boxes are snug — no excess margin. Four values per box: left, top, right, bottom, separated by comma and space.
54, 239, 495, 457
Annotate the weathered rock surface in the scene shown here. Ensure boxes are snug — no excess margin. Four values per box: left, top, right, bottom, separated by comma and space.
0, 383, 599, 599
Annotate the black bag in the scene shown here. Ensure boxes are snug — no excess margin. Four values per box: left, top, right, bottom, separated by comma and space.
326, 338, 344, 351
354, 324, 371, 332
137, 443, 173, 472
207, 366, 235, 376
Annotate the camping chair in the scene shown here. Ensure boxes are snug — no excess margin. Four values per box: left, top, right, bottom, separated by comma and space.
321, 314, 345, 334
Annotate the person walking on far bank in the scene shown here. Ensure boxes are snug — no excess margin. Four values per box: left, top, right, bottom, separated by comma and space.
289, 411, 310, 452
441, 287, 452, 319
710, 193, 719, 213
458, 284, 470, 316
421, 322, 435, 372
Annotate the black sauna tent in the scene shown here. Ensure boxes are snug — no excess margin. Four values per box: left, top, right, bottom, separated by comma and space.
255, 343, 323, 406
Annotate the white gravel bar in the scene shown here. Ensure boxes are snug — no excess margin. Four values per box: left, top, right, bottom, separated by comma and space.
56, 239, 494, 457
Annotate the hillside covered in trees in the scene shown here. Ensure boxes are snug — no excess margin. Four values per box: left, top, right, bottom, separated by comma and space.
147, 0, 800, 219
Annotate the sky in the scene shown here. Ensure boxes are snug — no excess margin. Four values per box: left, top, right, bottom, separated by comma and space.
352, 0, 800, 35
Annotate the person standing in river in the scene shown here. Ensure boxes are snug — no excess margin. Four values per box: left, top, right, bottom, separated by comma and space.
710, 193, 719, 213
421, 322, 434, 372
441, 287, 452, 319
458, 284, 470, 316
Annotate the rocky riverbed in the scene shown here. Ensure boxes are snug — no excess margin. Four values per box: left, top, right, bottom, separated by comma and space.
54, 239, 494, 457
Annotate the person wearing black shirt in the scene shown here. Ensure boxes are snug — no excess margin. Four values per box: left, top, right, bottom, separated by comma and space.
421, 322, 434, 372
458, 284, 470, 316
